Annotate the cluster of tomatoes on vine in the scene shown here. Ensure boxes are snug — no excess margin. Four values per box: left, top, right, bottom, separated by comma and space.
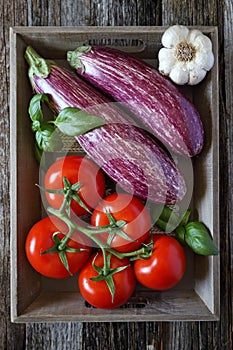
25, 155, 217, 309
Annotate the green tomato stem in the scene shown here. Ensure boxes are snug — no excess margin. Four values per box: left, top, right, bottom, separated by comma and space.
47, 206, 153, 262
107, 245, 150, 259
48, 207, 112, 250
102, 248, 108, 276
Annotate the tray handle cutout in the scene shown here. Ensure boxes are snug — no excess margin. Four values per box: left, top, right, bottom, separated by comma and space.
83, 38, 146, 53
84, 297, 149, 309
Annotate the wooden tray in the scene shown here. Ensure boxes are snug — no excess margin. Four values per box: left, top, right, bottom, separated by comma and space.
10, 26, 219, 322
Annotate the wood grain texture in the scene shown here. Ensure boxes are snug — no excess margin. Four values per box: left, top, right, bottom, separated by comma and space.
162, 2, 232, 349
0, 1, 232, 350
0, 0, 26, 349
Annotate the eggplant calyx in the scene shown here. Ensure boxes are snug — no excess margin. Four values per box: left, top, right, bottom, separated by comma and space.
24, 46, 56, 88
67, 46, 92, 73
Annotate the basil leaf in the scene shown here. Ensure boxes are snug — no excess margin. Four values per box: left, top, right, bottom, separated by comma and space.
28, 93, 63, 152
35, 124, 62, 151
35, 128, 54, 151
31, 120, 41, 132
54, 107, 105, 136
175, 225, 186, 245
184, 221, 219, 256
28, 94, 49, 124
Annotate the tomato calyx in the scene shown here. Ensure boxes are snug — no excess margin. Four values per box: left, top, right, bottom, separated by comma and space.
46, 206, 153, 297
90, 252, 130, 302
41, 231, 87, 276
38, 176, 92, 216
43, 189, 154, 298
103, 211, 135, 246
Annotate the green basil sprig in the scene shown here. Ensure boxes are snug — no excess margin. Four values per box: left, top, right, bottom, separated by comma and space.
176, 221, 219, 256
152, 204, 219, 256
28, 94, 62, 152
28, 93, 105, 156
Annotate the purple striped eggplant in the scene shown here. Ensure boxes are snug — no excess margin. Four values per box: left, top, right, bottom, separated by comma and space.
67, 46, 204, 157
25, 46, 186, 204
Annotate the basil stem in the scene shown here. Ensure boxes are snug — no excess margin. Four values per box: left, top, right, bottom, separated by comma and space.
28, 94, 62, 152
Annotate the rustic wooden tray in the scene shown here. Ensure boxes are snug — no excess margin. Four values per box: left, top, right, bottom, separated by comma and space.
10, 26, 219, 322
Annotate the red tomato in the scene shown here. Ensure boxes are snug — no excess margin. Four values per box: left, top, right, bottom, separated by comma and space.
78, 251, 136, 308
25, 215, 92, 278
90, 193, 151, 252
134, 235, 186, 290
44, 155, 105, 216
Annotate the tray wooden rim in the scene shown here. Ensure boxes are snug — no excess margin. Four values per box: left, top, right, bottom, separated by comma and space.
10, 25, 220, 323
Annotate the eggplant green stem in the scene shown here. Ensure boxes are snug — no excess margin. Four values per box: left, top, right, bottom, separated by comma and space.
24, 46, 55, 89
67, 46, 92, 73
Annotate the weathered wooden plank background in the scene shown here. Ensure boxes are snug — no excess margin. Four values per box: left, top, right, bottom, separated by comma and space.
0, 0, 232, 349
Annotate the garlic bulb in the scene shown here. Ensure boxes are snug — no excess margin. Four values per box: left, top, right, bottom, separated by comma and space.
158, 25, 214, 85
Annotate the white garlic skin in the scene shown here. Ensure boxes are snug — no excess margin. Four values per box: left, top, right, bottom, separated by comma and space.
158, 25, 215, 85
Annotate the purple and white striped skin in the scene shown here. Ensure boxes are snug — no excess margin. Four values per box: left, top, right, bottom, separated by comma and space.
78, 123, 186, 204
67, 46, 204, 157
33, 65, 186, 204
